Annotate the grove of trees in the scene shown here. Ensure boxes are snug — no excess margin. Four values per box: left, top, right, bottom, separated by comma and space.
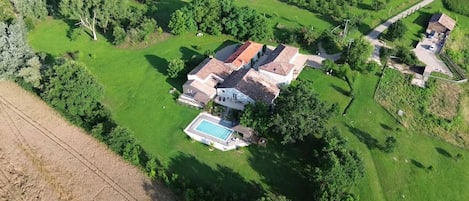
168, 0, 272, 41
240, 81, 364, 200
59, 0, 160, 44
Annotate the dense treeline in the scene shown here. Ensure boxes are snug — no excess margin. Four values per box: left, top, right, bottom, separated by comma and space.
168, 0, 272, 41
240, 81, 364, 200
282, 0, 372, 20
443, 0, 469, 17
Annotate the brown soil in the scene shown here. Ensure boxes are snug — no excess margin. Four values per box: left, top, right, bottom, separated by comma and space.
0, 81, 174, 201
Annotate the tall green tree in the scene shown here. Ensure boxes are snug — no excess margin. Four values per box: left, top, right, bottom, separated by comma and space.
310, 128, 365, 201
271, 81, 333, 144
41, 60, 103, 125
344, 37, 372, 71
384, 20, 407, 41
167, 58, 185, 78
168, 8, 197, 35
240, 102, 271, 135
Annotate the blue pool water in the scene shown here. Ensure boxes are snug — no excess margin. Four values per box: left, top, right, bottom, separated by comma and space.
195, 120, 233, 141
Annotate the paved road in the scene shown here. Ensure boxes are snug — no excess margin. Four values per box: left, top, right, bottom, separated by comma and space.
366, 0, 435, 63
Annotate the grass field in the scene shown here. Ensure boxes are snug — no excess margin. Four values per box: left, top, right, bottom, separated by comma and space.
28, 1, 469, 200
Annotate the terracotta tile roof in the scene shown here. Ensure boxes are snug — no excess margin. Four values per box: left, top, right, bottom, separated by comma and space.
429, 13, 456, 31
219, 69, 280, 104
224, 41, 263, 69
259, 44, 299, 75
188, 58, 233, 81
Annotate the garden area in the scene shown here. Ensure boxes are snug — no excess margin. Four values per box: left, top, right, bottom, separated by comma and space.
375, 68, 469, 148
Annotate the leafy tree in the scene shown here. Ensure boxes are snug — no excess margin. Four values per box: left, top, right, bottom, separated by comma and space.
167, 58, 185, 78
61, 0, 108, 40
371, 0, 386, 11
297, 26, 318, 45
240, 102, 271, 135
18, 57, 42, 88
112, 25, 126, 45
168, 8, 197, 35
10, 0, 48, 20
384, 20, 407, 41
272, 81, 333, 144
0, 0, 15, 23
169, 0, 271, 40
310, 128, 365, 201
41, 60, 103, 126
344, 37, 372, 71
396, 45, 418, 66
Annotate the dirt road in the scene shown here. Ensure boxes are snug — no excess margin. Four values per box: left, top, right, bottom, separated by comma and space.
0, 81, 174, 201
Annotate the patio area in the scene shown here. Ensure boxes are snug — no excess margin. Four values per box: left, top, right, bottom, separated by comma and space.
184, 112, 254, 151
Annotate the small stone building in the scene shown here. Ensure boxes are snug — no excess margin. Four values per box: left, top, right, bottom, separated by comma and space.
427, 13, 456, 34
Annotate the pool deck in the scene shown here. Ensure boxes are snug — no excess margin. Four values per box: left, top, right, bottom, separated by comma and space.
184, 112, 250, 151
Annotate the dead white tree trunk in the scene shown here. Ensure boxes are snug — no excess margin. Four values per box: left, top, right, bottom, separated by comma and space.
78, 11, 97, 40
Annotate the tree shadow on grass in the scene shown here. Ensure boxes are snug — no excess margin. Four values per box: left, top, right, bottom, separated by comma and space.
380, 123, 393, 131
142, 179, 177, 201
167, 153, 264, 200
411, 159, 425, 169
248, 138, 311, 201
347, 125, 383, 150
436, 147, 453, 158
331, 84, 350, 97
144, 54, 184, 91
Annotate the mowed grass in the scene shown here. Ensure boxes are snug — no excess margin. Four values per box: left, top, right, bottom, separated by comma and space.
29, 9, 469, 200
28, 19, 314, 200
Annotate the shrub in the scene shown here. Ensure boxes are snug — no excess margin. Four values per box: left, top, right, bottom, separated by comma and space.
384, 136, 397, 153
167, 58, 185, 78
112, 26, 126, 45
371, 0, 386, 11
443, 0, 469, 17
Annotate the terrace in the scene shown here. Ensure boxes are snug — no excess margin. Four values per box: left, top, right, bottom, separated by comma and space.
184, 112, 253, 151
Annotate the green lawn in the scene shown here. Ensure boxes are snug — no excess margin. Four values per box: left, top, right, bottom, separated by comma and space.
29, 19, 313, 200
28, 5, 469, 200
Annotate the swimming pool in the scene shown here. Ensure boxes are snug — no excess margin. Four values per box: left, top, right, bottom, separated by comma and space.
195, 120, 233, 141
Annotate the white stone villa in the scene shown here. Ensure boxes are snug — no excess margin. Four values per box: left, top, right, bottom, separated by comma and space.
178, 41, 303, 110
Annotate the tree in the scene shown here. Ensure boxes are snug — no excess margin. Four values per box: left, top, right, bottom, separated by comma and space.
384, 20, 407, 41
167, 58, 185, 78
0, 20, 37, 80
41, 60, 103, 126
396, 45, 418, 66
0, 0, 15, 23
168, 8, 197, 35
60, 0, 126, 40
240, 102, 271, 135
10, 0, 48, 20
271, 81, 333, 144
371, 0, 386, 11
344, 37, 373, 71
310, 128, 365, 200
